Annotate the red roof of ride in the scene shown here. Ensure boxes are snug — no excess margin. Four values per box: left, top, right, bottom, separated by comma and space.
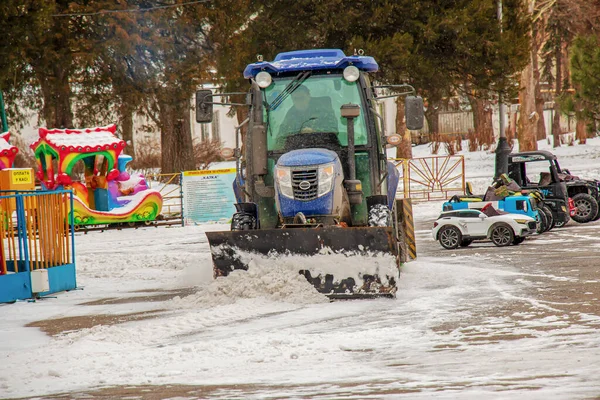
0, 131, 18, 157
30, 124, 126, 152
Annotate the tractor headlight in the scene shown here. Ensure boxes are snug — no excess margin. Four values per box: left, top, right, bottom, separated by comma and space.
256, 71, 272, 88
275, 166, 293, 198
343, 66, 360, 82
317, 163, 335, 197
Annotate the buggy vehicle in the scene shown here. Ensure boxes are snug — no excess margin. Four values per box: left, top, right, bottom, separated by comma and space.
507, 151, 572, 226
554, 161, 600, 223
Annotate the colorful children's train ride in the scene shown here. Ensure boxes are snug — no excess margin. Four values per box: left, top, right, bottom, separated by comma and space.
29, 124, 163, 227
0, 123, 162, 228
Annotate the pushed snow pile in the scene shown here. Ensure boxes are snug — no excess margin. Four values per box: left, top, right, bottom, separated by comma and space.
222, 247, 400, 287
172, 251, 399, 307
171, 256, 329, 308
242, 250, 400, 285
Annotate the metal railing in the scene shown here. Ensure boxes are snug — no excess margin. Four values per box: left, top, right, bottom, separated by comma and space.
146, 172, 183, 221
0, 190, 74, 275
390, 155, 466, 202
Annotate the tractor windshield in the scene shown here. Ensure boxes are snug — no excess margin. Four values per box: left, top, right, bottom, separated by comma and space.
264, 75, 368, 151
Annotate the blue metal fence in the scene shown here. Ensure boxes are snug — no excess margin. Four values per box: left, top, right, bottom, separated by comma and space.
0, 190, 76, 303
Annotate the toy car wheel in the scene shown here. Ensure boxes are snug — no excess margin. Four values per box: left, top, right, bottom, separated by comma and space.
542, 205, 555, 231
513, 236, 525, 245
571, 193, 599, 223
438, 225, 462, 249
535, 208, 548, 234
460, 238, 473, 247
490, 224, 514, 247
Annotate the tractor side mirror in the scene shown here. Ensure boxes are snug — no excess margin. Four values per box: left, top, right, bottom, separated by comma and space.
195, 90, 214, 123
405, 96, 424, 131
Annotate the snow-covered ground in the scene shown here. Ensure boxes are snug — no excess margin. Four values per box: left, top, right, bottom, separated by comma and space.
2, 137, 600, 399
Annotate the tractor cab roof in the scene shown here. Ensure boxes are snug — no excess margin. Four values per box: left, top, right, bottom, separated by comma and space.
508, 150, 557, 162
243, 49, 378, 79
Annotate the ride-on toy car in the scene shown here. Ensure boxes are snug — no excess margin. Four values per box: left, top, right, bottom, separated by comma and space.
432, 206, 537, 249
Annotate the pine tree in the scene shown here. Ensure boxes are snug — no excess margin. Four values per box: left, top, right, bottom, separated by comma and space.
570, 35, 600, 130
0, 0, 79, 129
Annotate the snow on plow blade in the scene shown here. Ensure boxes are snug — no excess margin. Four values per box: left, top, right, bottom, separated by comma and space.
206, 226, 399, 299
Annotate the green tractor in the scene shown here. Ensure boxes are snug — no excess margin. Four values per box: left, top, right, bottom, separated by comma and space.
197, 49, 424, 299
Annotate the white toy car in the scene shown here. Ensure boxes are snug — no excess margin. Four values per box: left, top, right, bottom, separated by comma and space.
432, 208, 537, 249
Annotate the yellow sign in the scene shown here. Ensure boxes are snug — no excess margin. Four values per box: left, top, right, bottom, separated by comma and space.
183, 169, 236, 176
11, 169, 33, 185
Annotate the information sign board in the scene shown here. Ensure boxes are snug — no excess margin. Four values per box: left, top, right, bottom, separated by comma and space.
182, 168, 237, 224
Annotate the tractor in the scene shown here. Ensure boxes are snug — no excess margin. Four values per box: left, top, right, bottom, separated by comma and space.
196, 49, 423, 298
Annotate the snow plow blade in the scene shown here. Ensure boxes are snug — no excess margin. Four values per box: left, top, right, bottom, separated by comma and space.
206, 226, 400, 299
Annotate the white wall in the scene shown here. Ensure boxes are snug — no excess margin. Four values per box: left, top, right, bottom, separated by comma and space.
190, 104, 238, 149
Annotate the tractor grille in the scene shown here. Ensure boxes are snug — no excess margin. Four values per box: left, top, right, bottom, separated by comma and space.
528, 221, 537, 230
292, 169, 318, 201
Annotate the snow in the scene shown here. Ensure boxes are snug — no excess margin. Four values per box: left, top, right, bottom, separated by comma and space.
0, 136, 16, 152
36, 125, 125, 149
2, 137, 600, 398
212, 248, 399, 289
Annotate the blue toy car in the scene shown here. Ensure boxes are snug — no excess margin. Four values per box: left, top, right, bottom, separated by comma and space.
443, 194, 542, 233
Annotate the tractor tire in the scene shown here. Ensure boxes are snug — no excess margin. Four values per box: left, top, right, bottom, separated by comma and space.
592, 205, 600, 221
368, 204, 391, 227
571, 193, 599, 223
490, 223, 515, 247
438, 225, 462, 250
542, 205, 555, 231
231, 212, 257, 231
460, 238, 473, 247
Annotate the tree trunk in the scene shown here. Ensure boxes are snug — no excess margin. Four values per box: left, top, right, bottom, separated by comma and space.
517, 0, 538, 152
561, 41, 571, 90
507, 105, 517, 141
533, 24, 547, 141
425, 100, 440, 154
466, 90, 494, 149
120, 106, 135, 157
552, 43, 563, 148
535, 89, 546, 141
395, 97, 412, 159
30, 16, 74, 129
576, 117, 587, 145
159, 98, 195, 173
36, 66, 74, 129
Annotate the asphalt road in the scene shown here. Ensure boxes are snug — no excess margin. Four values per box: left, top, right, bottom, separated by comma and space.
417, 217, 600, 318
